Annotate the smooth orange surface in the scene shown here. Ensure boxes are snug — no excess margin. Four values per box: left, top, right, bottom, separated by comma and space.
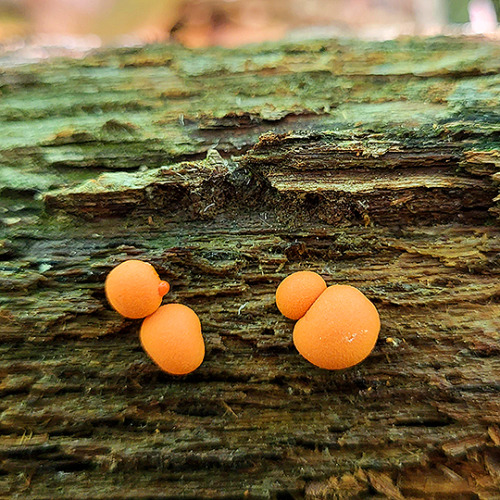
105, 260, 168, 319
293, 285, 380, 370
276, 271, 327, 320
158, 281, 170, 296
140, 304, 205, 375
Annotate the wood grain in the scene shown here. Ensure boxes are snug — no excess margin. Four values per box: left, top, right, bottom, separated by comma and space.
0, 36, 499, 499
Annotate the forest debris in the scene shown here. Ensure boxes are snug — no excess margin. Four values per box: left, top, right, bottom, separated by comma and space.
366, 471, 404, 500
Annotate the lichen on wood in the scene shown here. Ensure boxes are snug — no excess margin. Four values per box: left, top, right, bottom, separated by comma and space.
0, 36, 499, 499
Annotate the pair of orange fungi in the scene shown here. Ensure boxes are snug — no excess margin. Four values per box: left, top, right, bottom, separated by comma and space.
105, 260, 204, 375
276, 271, 380, 370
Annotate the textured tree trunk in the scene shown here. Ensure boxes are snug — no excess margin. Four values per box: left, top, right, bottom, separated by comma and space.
0, 36, 499, 499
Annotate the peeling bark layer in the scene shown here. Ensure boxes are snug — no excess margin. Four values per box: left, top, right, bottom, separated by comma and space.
0, 36, 499, 499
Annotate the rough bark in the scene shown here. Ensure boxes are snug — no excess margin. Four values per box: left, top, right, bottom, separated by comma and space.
0, 36, 499, 499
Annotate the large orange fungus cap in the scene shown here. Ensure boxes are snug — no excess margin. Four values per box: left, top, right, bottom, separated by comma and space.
140, 304, 205, 375
293, 285, 380, 370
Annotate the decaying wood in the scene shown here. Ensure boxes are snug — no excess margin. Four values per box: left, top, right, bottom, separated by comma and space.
0, 36, 499, 499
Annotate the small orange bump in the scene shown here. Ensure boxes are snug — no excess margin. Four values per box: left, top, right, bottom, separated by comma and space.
158, 281, 170, 297
105, 260, 165, 319
293, 285, 380, 370
276, 271, 327, 320
140, 304, 205, 375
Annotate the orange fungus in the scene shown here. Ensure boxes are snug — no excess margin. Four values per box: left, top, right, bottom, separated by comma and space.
292, 285, 380, 370
105, 260, 169, 319
276, 271, 327, 320
140, 304, 205, 375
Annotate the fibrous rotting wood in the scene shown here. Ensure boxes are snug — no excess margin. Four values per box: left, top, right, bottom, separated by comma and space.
0, 36, 499, 499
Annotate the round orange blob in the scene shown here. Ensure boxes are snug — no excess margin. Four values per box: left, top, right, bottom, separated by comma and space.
140, 304, 205, 375
105, 260, 169, 319
276, 271, 327, 320
293, 285, 380, 370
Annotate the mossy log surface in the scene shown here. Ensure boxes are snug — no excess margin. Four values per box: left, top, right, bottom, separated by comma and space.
0, 37, 499, 499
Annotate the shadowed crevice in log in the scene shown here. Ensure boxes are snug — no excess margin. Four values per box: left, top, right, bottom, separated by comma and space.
242, 132, 499, 226
43, 150, 274, 220
41, 142, 498, 226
